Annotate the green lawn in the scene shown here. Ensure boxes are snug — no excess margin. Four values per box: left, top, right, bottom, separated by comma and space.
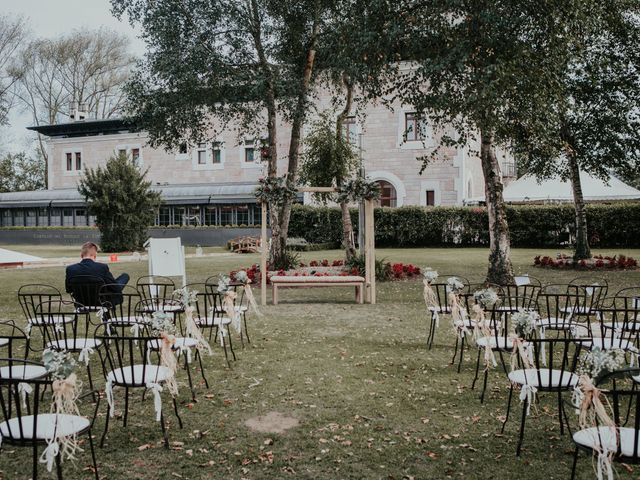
1, 247, 639, 479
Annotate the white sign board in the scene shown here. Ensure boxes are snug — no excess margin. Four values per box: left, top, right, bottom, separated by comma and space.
145, 237, 186, 286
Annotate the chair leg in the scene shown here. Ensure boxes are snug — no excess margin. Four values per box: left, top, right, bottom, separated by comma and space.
502, 383, 514, 434
32, 441, 39, 480
557, 390, 564, 435
159, 410, 169, 449
86, 364, 96, 401
172, 396, 183, 429
457, 336, 465, 373
570, 447, 579, 479
227, 325, 237, 361
450, 336, 459, 365
123, 387, 130, 427
516, 397, 528, 456
480, 368, 489, 404
88, 430, 99, 480
471, 348, 481, 390
183, 352, 196, 401
427, 314, 436, 350
243, 313, 251, 344
100, 398, 111, 448
55, 449, 63, 480
197, 350, 209, 388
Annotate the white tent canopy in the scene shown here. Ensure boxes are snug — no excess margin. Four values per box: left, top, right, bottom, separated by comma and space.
469, 172, 640, 204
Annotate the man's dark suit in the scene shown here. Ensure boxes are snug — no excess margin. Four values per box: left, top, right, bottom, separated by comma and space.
65, 258, 130, 305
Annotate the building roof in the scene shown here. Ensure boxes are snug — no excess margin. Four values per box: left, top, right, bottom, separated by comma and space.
0, 183, 264, 208
468, 172, 640, 204
26, 118, 134, 138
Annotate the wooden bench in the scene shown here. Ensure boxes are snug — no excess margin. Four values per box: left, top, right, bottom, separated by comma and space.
229, 236, 261, 254
270, 275, 365, 305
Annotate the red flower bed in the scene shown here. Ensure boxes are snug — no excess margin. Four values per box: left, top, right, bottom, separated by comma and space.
534, 254, 638, 270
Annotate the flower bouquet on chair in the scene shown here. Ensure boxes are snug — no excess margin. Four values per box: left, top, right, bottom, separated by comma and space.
422, 268, 439, 323
173, 286, 212, 356
41, 349, 81, 472
446, 277, 468, 337
218, 275, 241, 334
150, 311, 179, 396
472, 288, 499, 368
234, 269, 262, 317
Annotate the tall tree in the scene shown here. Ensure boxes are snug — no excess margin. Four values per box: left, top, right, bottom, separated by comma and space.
79, 153, 161, 251
0, 15, 28, 126
11, 29, 135, 186
112, 0, 329, 268
0, 151, 46, 192
389, 0, 590, 284
515, 0, 640, 260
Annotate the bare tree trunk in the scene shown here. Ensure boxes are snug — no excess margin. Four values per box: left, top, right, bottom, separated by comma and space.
275, 11, 320, 267
568, 153, 591, 260
480, 130, 514, 285
335, 74, 357, 260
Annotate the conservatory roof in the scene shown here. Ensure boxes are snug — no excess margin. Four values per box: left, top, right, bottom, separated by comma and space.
0, 183, 267, 208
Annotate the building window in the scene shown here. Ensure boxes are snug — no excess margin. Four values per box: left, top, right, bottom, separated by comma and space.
1, 210, 11, 227
205, 206, 217, 226
50, 208, 62, 226
341, 116, 357, 144
157, 207, 171, 226
212, 142, 222, 164
62, 208, 74, 226
37, 208, 48, 226
118, 149, 127, 158
25, 209, 37, 226
236, 205, 249, 225
197, 143, 207, 164
75, 208, 87, 226
425, 190, 435, 206
404, 112, 424, 142
377, 180, 397, 207
179, 143, 188, 155
244, 147, 255, 163
131, 148, 141, 167
66, 153, 73, 171
220, 206, 234, 225
75, 152, 82, 171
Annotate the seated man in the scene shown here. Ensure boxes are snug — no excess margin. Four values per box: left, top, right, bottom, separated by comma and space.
65, 242, 130, 306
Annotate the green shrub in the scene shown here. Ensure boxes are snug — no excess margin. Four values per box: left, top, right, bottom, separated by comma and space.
288, 203, 640, 248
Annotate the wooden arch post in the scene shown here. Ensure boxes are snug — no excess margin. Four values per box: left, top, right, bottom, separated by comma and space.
259, 187, 376, 305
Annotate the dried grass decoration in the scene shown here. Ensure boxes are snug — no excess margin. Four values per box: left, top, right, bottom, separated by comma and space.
173, 287, 212, 356
218, 275, 241, 334
41, 349, 82, 472
422, 269, 439, 325
150, 311, 179, 396
234, 270, 262, 317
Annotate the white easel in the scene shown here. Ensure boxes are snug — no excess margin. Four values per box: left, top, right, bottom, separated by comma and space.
145, 237, 187, 287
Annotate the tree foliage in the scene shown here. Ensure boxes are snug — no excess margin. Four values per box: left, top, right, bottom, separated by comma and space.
0, 151, 45, 192
78, 153, 161, 252
0, 15, 27, 125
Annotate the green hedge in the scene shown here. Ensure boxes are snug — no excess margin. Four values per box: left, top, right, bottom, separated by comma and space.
288, 203, 640, 248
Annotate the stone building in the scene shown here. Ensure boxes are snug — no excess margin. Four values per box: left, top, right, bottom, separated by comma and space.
0, 96, 515, 228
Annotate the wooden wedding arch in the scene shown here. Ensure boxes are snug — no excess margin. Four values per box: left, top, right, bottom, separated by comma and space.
259, 186, 377, 305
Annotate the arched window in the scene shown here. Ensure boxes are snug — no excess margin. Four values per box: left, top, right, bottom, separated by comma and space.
377, 180, 397, 207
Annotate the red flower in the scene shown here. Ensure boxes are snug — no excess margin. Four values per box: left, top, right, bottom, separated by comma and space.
321, 259, 329, 266
310, 260, 319, 267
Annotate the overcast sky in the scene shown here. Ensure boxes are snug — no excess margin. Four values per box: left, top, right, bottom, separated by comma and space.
2, 0, 145, 153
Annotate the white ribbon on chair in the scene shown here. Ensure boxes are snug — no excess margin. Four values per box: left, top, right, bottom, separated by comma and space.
17, 382, 32, 409
105, 379, 115, 417
596, 446, 615, 480
145, 382, 163, 422
25, 323, 31, 339
39, 439, 59, 472
78, 346, 94, 366
178, 344, 192, 364
218, 327, 227, 347
519, 384, 538, 416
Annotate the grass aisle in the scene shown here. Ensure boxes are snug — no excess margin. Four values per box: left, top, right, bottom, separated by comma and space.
0, 247, 639, 479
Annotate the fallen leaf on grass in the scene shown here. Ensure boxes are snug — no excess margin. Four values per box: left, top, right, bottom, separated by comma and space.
137, 444, 151, 451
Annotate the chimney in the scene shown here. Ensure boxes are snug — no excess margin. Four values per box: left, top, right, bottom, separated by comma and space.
69, 102, 88, 121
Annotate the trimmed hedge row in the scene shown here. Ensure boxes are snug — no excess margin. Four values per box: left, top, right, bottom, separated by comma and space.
288, 203, 640, 248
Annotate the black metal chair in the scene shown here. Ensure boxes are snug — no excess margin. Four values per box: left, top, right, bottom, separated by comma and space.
17, 284, 65, 349
566, 368, 640, 479
499, 275, 542, 313
424, 274, 470, 351
34, 300, 101, 393
566, 276, 609, 336
136, 276, 182, 314
98, 284, 142, 325
0, 321, 31, 360
134, 299, 209, 400
94, 322, 183, 449
66, 275, 106, 312
537, 284, 581, 338
593, 297, 640, 355
502, 338, 587, 456
191, 283, 234, 367
0, 358, 100, 479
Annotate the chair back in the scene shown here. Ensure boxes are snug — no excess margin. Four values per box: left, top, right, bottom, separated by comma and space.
34, 300, 94, 351
94, 323, 165, 387
524, 338, 587, 391
0, 321, 30, 358
99, 284, 141, 324
427, 274, 470, 312
204, 282, 229, 316
0, 358, 52, 443
67, 275, 106, 311
598, 296, 640, 346
538, 285, 579, 330
501, 277, 542, 311
17, 284, 62, 326
568, 276, 608, 314
137, 275, 176, 302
